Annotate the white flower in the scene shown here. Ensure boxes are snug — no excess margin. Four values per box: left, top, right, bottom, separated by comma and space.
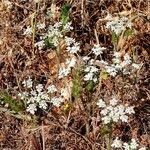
22, 78, 33, 88
106, 65, 118, 77
39, 100, 47, 109
51, 97, 64, 107
92, 44, 106, 56
65, 37, 75, 45
65, 36, 80, 53
58, 67, 70, 79
47, 85, 57, 93
18, 92, 28, 100
120, 114, 128, 122
36, 84, 43, 93
26, 103, 37, 114
100, 108, 109, 116
84, 72, 94, 81
66, 57, 76, 68
102, 116, 111, 124
82, 56, 90, 61
23, 26, 32, 35
61, 87, 71, 100
106, 16, 132, 35
125, 106, 135, 114
97, 99, 106, 108
130, 139, 139, 149
123, 142, 130, 150
84, 65, 99, 81
111, 137, 122, 148
110, 98, 118, 106
37, 23, 45, 29
66, 42, 80, 53
35, 40, 45, 50
132, 63, 141, 70
122, 53, 132, 66
114, 52, 121, 58
63, 22, 73, 31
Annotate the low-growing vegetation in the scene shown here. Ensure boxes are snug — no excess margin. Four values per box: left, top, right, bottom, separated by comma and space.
0, 0, 150, 149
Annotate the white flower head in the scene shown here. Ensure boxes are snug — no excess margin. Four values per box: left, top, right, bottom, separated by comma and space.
97, 99, 106, 108
111, 137, 122, 148
92, 44, 106, 56
47, 85, 57, 93
36, 84, 43, 93
132, 63, 141, 70
51, 97, 64, 107
22, 77, 33, 88
26, 103, 37, 114
110, 97, 118, 106
23, 26, 32, 35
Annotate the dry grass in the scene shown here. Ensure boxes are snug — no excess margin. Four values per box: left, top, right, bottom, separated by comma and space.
0, 0, 150, 149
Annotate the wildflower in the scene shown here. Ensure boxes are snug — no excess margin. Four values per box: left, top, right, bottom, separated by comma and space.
110, 97, 118, 106
65, 37, 80, 53
125, 106, 135, 114
51, 97, 64, 107
97, 99, 106, 108
82, 56, 90, 62
105, 65, 118, 77
92, 44, 106, 56
58, 67, 70, 79
66, 57, 76, 68
132, 63, 141, 70
130, 139, 139, 149
39, 100, 47, 109
66, 42, 80, 54
63, 22, 73, 31
84, 65, 99, 81
111, 137, 122, 148
37, 23, 45, 29
106, 16, 132, 35
121, 53, 132, 66
23, 26, 32, 35
36, 84, 43, 93
47, 85, 57, 93
35, 40, 45, 50
22, 78, 33, 88
26, 103, 37, 114
97, 97, 135, 124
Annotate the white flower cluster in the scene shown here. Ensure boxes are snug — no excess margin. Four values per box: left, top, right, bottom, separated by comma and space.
45, 22, 63, 47
18, 78, 65, 114
63, 22, 73, 31
92, 44, 106, 56
65, 36, 80, 54
106, 16, 132, 35
112, 137, 146, 150
84, 65, 99, 82
97, 97, 135, 124
23, 26, 32, 35
58, 57, 77, 79
103, 52, 141, 77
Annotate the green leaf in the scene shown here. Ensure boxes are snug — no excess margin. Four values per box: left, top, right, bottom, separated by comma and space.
72, 68, 81, 98
44, 37, 55, 48
100, 70, 108, 80
123, 28, 134, 37
86, 80, 95, 93
0, 91, 23, 113
60, 3, 71, 25
111, 32, 118, 46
